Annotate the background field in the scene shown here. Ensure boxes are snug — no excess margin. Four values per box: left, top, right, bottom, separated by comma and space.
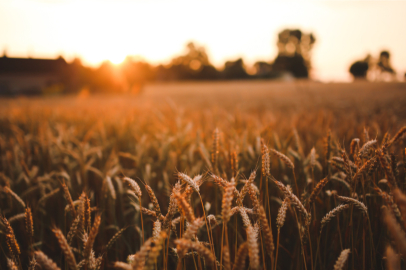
1, 81, 406, 270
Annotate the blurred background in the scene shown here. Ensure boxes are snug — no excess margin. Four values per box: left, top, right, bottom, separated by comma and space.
0, 0, 405, 95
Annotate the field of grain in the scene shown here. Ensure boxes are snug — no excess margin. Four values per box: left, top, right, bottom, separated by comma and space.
1, 81, 406, 270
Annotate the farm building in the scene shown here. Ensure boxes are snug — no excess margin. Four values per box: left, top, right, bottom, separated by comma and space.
0, 55, 68, 95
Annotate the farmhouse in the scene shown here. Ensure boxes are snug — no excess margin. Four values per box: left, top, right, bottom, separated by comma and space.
0, 54, 68, 95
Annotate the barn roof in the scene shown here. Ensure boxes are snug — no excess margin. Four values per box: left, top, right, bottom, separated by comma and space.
0, 56, 68, 74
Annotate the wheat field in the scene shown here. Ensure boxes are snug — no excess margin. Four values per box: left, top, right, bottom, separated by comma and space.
1, 81, 406, 270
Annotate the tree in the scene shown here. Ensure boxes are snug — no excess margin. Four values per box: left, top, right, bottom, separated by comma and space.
272, 29, 316, 78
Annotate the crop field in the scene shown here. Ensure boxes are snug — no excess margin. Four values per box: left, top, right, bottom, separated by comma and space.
1, 80, 406, 270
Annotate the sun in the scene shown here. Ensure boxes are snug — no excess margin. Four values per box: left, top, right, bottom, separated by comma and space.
106, 53, 127, 65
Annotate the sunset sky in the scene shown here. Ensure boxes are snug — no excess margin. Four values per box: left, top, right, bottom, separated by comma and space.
1, 0, 405, 82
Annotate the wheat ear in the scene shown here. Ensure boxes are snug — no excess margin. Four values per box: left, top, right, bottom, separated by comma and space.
270, 149, 294, 169
61, 181, 76, 218
273, 180, 310, 226
211, 128, 219, 170
222, 181, 235, 224
145, 184, 162, 217
52, 228, 77, 270
261, 139, 270, 177
307, 177, 329, 207
174, 239, 216, 267
25, 206, 34, 245
183, 217, 205, 240
376, 149, 397, 188
3, 186, 25, 209
246, 224, 259, 270
113, 262, 132, 270
2, 216, 20, 263
388, 126, 406, 146
7, 258, 18, 270
385, 245, 400, 270
178, 172, 199, 193
67, 215, 81, 245
258, 205, 275, 258
320, 204, 350, 231
173, 192, 195, 223
163, 182, 181, 229
358, 140, 377, 157
333, 249, 350, 270
337, 196, 368, 216
392, 188, 406, 229
106, 227, 128, 250
276, 198, 289, 229
34, 251, 61, 270
84, 214, 101, 264
238, 171, 256, 206
352, 156, 376, 182
223, 244, 231, 270
131, 237, 154, 270
232, 242, 248, 270
144, 231, 167, 270
122, 177, 142, 197
383, 207, 406, 257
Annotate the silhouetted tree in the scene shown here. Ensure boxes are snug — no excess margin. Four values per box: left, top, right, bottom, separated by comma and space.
120, 57, 153, 93
376, 50, 396, 81
271, 29, 315, 78
222, 58, 249, 79
349, 55, 370, 79
155, 42, 220, 81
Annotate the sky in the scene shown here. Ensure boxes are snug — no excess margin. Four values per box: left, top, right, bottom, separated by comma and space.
1, 0, 405, 82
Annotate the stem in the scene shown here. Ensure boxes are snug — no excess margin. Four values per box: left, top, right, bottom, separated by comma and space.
220, 222, 225, 270
199, 195, 217, 270
274, 229, 280, 270
314, 235, 321, 270
307, 229, 314, 270
139, 197, 144, 245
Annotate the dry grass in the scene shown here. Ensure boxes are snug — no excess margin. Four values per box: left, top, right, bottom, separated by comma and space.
1, 81, 406, 270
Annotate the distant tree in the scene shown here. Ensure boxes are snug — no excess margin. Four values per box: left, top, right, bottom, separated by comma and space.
120, 57, 153, 93
349, 51, 396, 81
222, 58, 249, 79
271, 29, 316, 78
349, 55, 370, 79
157, 42, 220, 81
376, 50, 396, 81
